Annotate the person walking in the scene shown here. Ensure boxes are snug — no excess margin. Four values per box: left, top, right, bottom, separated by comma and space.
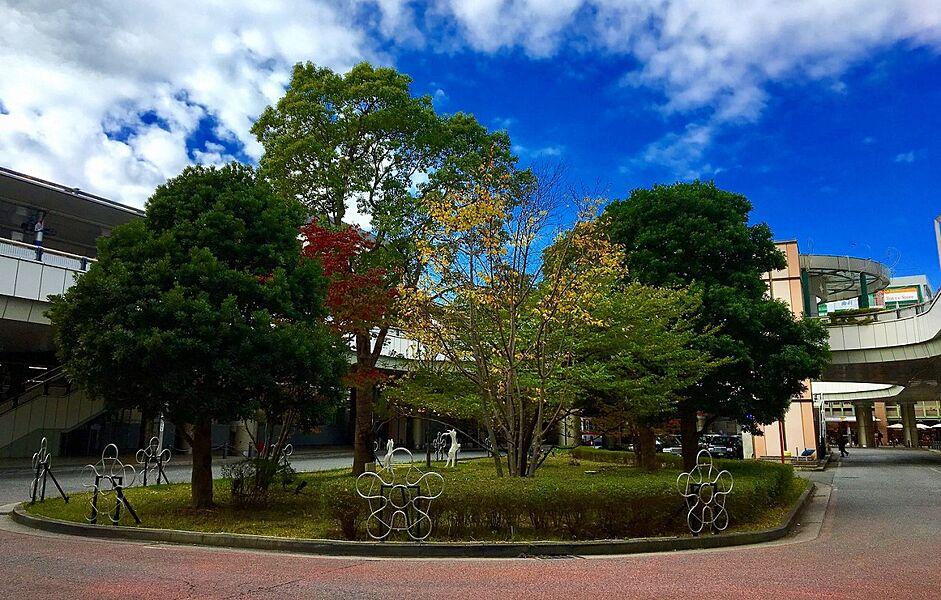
838, 433, 849, 457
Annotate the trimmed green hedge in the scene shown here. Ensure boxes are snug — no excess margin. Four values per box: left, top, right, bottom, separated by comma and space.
25, 453, 801, 543
570, 446, 683, 468
323, 454, 799, 541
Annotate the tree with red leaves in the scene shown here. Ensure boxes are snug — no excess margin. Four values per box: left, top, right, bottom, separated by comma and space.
301, 222, 397, 467
255, 61, 514, 474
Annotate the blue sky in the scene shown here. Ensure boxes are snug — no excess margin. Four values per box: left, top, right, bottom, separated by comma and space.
1, 1, 940, 286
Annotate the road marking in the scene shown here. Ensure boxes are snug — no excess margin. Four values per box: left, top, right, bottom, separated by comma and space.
927, 467, 941, 477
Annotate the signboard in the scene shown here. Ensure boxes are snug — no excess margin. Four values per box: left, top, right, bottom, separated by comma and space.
823, 298, 859, 313
884, 286, 921, 304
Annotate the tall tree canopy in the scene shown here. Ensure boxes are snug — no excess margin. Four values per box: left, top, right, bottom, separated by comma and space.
48, 164, 346, 507
561, 282, 724, 470
604, 181, 829, 469
397, 156, 625, 477
253, 61, 510, 474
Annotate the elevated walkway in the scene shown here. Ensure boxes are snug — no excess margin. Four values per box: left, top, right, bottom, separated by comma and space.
825, 294, 941, 401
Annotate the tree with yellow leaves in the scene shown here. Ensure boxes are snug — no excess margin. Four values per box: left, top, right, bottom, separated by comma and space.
396, 157, 626, 477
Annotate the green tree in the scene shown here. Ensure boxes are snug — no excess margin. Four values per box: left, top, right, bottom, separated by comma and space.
252, 61, 509, 474
47, 164, 345, 507
396, 148, 625, 477
560, 283, 724, 470
604, 181, 830, 469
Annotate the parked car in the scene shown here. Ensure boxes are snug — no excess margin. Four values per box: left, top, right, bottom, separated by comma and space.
704, 434, 743, 459
582, 433, 603, 447
660, 435, 683, 455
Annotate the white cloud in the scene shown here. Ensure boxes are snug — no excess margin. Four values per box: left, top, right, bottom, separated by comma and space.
3, 0, 941, 211
513, 143, 565, 158
437, 0, 584, 57
492, 116, 517, 130
433, 88, 449, 107
0, 1, 378, 208
895, 151, 916, 163
430, 0, 941, 122
627, 123, 716, 180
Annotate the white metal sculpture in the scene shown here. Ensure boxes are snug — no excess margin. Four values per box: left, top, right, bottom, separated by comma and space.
381, 438, 395, 469
83, 444, 141, 525
135, 436, 171, 486
444, 429, 460, 467
29, 437, 69, 504
278, 442, 294, 468
676, 449, 733, 535
356, 446, 444, 541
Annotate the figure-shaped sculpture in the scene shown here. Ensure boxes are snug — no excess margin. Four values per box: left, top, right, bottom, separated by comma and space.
28, 437, 69, 504
135, 436, 171, 486
676, 449, 733, 536
381, 439, 395, 469
444, 429, 460, 467
83, 444, 142, 526
356, 446, 444, 541
278, 443, 294, 468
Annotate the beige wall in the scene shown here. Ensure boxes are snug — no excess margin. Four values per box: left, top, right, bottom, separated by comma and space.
754, 241, 818, 458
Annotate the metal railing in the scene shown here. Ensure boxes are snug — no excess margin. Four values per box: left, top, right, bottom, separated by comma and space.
0, 365, 71, 417
0, 236, 95, 272
819, 292, 941, 326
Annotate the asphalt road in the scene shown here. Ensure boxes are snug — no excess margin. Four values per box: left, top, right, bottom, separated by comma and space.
1, 447, 940, 599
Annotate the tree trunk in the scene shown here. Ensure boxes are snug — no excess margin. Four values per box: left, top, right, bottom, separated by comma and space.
680, 405, 699, 471
636, 424, 659, 471
481, 411, 504, 477
190, 418, 214, 508
352, 383, 374, 475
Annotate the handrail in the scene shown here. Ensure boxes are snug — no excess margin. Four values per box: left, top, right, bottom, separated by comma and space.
0, 236, 96, 271
819, 292, 940, 326
0, 366, 71, 417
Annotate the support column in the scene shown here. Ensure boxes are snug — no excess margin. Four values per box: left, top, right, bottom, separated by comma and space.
800, 269, 813, 317
177, 424, 194, 454
874, 402, 888, 446
901, 403, 918, 448
232, 420, 257, 457
411, 416, 423, 450
854, 403, 875, 448
859, 273, 870, 309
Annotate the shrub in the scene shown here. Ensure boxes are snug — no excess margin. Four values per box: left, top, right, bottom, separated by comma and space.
222, 457, 299, 506
321, 455, 798, 541
570, 446, 684, 469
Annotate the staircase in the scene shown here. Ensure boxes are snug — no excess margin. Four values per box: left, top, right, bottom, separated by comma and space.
0, 367, 105, 458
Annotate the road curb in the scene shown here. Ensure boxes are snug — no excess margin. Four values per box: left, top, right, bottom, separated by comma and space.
11, 482, 815, 558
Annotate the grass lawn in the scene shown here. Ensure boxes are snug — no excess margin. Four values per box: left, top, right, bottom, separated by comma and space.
24, 454, 808, 542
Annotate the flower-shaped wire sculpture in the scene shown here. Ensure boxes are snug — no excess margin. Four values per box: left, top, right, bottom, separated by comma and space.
432, 432, 448, 462
135, 436, 171, 486
28, 436, 69, 504
676, 449, 734, 536
83, 443, 141, 525
356, 447, 444, 541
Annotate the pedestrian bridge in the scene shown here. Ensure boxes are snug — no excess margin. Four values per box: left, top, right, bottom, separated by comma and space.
821, 293, 941, 448
825, 293, 941, 400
